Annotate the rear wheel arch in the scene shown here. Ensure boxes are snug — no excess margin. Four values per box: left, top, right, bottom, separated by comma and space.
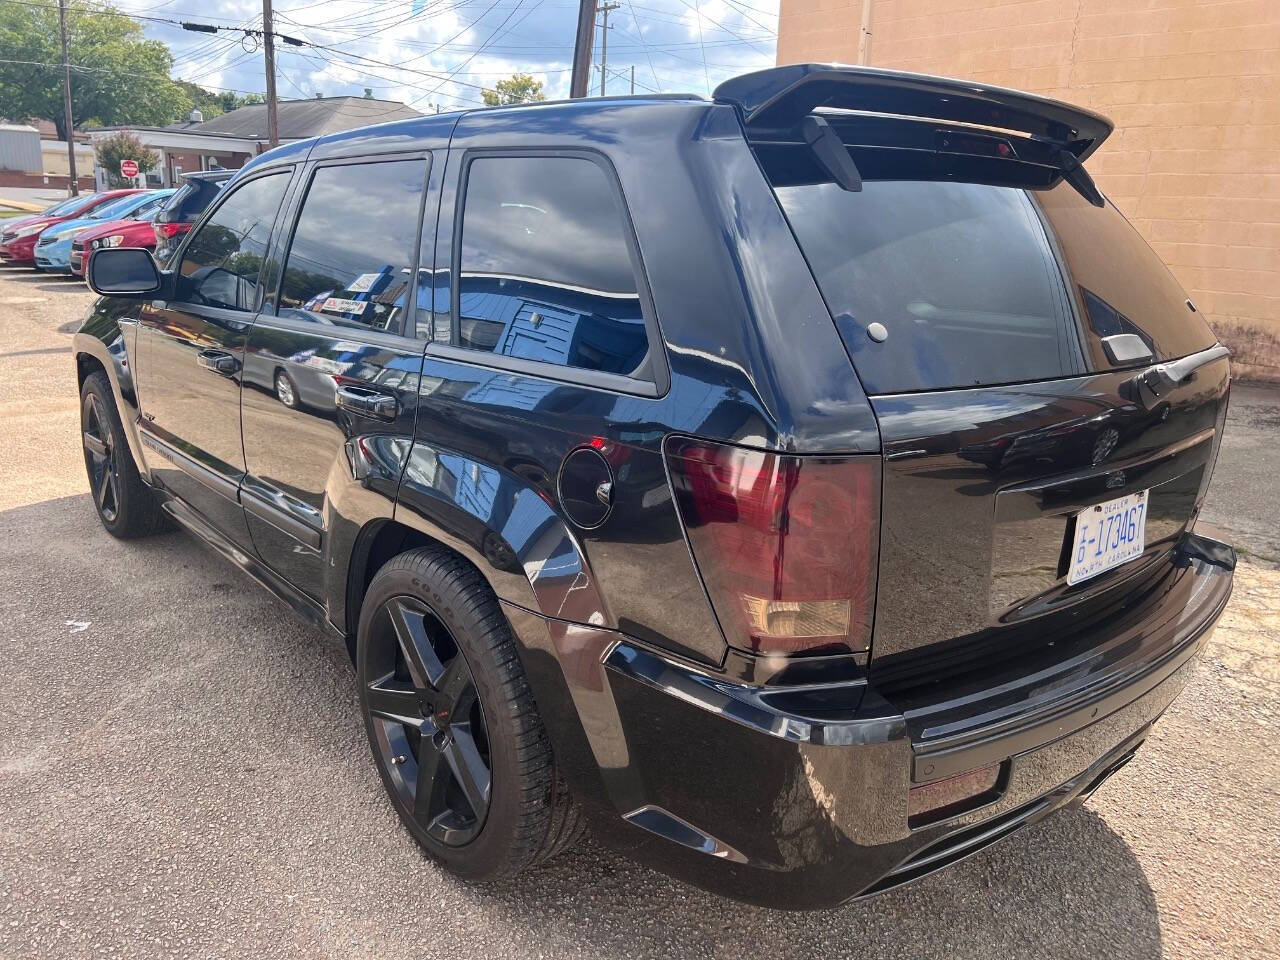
345, 519, 492, 663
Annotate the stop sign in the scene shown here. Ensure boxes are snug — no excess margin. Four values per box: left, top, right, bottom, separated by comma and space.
120, 159, 139, 178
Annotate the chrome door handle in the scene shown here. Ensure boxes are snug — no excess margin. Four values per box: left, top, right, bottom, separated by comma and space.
335, 385, 397, 421
197, 349, 239, 375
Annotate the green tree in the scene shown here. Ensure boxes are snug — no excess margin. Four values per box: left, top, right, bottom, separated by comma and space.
175, 80, 226, 121
0, 0, 189, 141
94, 131, 158, 186
481, 73, 546, 107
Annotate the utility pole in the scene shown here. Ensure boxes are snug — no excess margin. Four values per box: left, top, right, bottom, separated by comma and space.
630, 64, 635, 95
57, 0, 78, 195
598, 2, 619, 96
857, 0, 874, 65
570, 0, 595, 99
262, 0, 280, 147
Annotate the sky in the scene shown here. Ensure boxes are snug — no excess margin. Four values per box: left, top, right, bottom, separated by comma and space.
115, 0, 781, 113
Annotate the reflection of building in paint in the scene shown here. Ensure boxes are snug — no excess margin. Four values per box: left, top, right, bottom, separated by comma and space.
458, 275, 647, 376
438, 454, 501, 522
463, 375, 556, 411
503, 489, 556, 557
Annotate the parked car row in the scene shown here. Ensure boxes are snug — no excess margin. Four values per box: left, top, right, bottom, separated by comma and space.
0, 169, 231, 278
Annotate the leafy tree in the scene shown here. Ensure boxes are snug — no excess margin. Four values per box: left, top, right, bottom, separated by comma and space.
0, 0, 189, 141
174, 80, 225, 121
481, 73, 546, 107
94, 131, 158, 186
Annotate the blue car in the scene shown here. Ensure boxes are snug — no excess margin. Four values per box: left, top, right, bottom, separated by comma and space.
34, 190, 173, 272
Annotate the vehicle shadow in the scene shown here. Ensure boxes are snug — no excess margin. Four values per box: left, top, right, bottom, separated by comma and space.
479, 808, 1162, 959
1, 494, 1165, 960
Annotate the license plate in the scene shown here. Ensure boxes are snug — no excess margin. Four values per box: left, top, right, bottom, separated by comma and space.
1068, 490, 1148, 585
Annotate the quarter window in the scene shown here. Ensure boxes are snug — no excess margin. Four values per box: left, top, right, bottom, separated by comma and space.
277, 159, 428, 333
453, 155, 649, 378
177, 172, 289, 312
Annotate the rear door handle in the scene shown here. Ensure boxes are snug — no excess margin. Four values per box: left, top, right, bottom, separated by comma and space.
197, 349, 239, 376
335, 384, 397, 421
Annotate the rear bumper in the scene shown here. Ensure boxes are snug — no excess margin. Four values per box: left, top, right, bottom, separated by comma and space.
505, 533, 1233, 909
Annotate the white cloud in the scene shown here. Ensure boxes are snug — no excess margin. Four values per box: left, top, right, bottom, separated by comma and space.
119, 0, 779, 107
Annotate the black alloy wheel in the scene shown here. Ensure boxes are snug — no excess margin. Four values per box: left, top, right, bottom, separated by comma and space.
365, 595, 492, 847
82, 390, 120, 524
79, 370, 168, 539
356, 547, 584, 880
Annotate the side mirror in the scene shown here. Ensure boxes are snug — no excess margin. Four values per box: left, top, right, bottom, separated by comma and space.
86, 247, 165, 298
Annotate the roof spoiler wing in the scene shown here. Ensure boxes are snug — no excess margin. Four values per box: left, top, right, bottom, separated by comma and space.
714, 64, 1114, 205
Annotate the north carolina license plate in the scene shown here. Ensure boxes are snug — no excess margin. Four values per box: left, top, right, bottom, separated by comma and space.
1068, 490, 1148, 585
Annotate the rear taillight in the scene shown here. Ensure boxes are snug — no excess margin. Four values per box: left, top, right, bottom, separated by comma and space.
155, 222, 183, 239
665, 437, 879, 657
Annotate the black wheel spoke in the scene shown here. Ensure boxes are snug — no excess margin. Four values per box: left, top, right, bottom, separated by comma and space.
83, 432, 108, 458
413, 736, 448, 821
365, 592, 492, 848
431, 657, 472, 724
443, 726, 491, 818
388, 599, 447, 690
95, 467, 113, 510
366, 675, 424, 726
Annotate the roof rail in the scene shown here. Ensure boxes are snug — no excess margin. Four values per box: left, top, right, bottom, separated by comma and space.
715, 63, 1113, 204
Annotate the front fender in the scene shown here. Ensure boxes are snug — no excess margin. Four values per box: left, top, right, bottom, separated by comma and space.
394, 438, 611, 627
72, 297, 150, 483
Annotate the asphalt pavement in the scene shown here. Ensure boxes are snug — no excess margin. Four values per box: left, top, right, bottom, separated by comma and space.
0, 267, 1276, 960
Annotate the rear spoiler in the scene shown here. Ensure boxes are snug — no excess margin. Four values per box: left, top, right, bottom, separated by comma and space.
714, 64, 1113, 206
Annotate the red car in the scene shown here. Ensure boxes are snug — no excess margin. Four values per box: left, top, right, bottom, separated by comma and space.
71, 208, 165, 278
0, 189, 143, 267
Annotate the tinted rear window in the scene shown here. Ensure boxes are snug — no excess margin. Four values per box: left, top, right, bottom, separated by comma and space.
777, 180, 1074, 394
161, 178, 225, 222
776, 179, 1217, 394
1037, 186, 1216, 368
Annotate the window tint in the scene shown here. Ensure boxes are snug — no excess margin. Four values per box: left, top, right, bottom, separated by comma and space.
1037, 185, 1216, 368
177, 173, 288, 312
454, 156, 648, 378
776, 180, 1073, 394
277, 159, 427, 332
87, 195, 141, 220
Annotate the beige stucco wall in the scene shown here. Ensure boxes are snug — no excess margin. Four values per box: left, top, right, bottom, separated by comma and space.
777, 0, 1280, 378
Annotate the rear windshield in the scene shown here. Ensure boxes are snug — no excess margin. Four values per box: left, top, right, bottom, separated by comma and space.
1037, 186, 1216, 369
775, 179, 1217, 395
160, 178, 225, 222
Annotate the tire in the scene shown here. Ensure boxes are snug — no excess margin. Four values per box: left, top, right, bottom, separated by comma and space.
274, 369, 299, 409
357, 546, 584, 880
80, 370, 169, 539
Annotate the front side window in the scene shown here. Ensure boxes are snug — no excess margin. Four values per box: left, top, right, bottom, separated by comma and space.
453, 155, 649, 378
277, 159, 428, 333
177, 172, 289, 311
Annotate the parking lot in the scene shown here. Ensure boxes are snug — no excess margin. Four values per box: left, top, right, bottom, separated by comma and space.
0, 265, 1276, 960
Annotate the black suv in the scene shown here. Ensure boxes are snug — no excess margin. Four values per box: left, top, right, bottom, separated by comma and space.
74, 64, 1235, 909
151, 168, 232, 264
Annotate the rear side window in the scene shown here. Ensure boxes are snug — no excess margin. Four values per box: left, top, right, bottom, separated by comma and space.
277, 158, 427, 333
177, 172, 289, 312
1037, 185, 1216, 368
452, 155, 649, 378
776, 180, 1074, 394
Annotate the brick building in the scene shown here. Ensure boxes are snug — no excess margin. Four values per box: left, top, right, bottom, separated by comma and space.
777, 0, 1280, 378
